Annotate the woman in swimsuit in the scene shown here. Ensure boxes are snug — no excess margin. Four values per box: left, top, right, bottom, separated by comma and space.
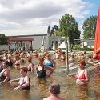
68, 60, 89, 85
43, 54, 55, 77
27, 57, 34, 72
10, 67, 30, 90
14, 55, 21, 70
75, 60, 89, 85
33, 50, 38, 58
36, 55, 46, 78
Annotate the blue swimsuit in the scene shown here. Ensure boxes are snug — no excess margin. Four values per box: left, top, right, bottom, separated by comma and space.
43, 60, 54, 67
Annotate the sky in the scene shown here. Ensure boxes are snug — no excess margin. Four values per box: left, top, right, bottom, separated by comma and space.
0, 0, 99, 36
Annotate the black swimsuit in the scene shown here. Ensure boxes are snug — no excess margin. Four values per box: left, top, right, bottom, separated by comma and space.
0, 66, 3, 73
22, 78, 30, 90
37, 66, 46, 78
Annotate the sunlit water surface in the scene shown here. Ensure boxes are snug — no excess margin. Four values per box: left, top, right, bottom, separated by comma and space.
0, 58, 100, 100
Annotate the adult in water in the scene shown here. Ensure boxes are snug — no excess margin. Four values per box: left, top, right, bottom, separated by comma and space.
69, 60, 89, 85
27, 57, 34, 72
36, 55, 46, 78
43, 54, 55, 77
43, 83, 66, 100
0, 61, 10, 85
76, 60, 89, 85
0, 58, 3, 72
10, 67, 30, 90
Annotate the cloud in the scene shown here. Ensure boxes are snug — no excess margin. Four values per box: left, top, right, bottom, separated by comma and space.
0, 3, 63, 21
0, 0, 92, 35
0, 26, 47, 36
0, 22, 20, 30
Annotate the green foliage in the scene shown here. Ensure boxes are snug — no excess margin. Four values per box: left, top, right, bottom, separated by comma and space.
73, 45, 81, 50
54, 30, 61, 36
58, 14, 80, 50
74, 39, 81, 45
0, 34, 7, 45
82, 46, 93, 51
82, 15, 97, 39
73, 45, 93, 51
59, 14, 80, 38
49, 25, 58, 36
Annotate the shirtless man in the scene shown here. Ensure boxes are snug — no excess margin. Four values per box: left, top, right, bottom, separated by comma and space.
43, 83, 66, 100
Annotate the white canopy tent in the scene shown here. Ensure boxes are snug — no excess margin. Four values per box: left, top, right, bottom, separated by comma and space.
58, 42, 66, 49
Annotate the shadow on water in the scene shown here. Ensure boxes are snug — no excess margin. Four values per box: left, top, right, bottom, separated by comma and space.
0, 59, 100, 100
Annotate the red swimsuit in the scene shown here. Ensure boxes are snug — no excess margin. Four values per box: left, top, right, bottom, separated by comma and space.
77, 70, 86, 79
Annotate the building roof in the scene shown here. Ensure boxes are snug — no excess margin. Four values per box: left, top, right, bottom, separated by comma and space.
7, 37, 34, 42
7, 34, 47, 38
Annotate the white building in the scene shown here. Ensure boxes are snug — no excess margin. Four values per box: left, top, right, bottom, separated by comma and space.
7, 34, 64, 51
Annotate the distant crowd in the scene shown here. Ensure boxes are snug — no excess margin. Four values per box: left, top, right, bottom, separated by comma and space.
0, 48, 100, 100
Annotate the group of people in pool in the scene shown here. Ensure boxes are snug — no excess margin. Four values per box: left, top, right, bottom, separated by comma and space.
55, 48, 66, 61
0, 49, 100, 100
0, 50, 56, 89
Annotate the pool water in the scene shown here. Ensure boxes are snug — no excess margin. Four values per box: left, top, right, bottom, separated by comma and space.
0, 58, 100, 100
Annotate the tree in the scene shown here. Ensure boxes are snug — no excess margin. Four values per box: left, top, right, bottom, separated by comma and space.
82, 15, 97, 39
59, 14, 80, 50
0, 34, 7, 45
50, 25, 58, 36
58, 14, 80, 74
54, 30, 61, 36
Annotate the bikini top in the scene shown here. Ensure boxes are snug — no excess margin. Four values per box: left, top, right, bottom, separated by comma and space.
43, 59, 54, 67
77, 69, 86, 79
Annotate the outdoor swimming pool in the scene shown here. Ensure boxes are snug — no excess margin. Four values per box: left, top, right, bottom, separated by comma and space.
0, 58, 100, 100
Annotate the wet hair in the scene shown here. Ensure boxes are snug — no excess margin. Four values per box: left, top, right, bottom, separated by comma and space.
20, 67, 28, 73
49, 83, 60, 94
62, 52, 65, 54
78, 60, 86, 66
46, 54, 51, 58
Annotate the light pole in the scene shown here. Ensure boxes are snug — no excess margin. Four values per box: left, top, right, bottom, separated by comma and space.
65, 37, 69, 74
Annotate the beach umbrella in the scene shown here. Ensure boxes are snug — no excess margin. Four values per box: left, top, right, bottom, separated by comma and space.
94, 4, 100, 60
